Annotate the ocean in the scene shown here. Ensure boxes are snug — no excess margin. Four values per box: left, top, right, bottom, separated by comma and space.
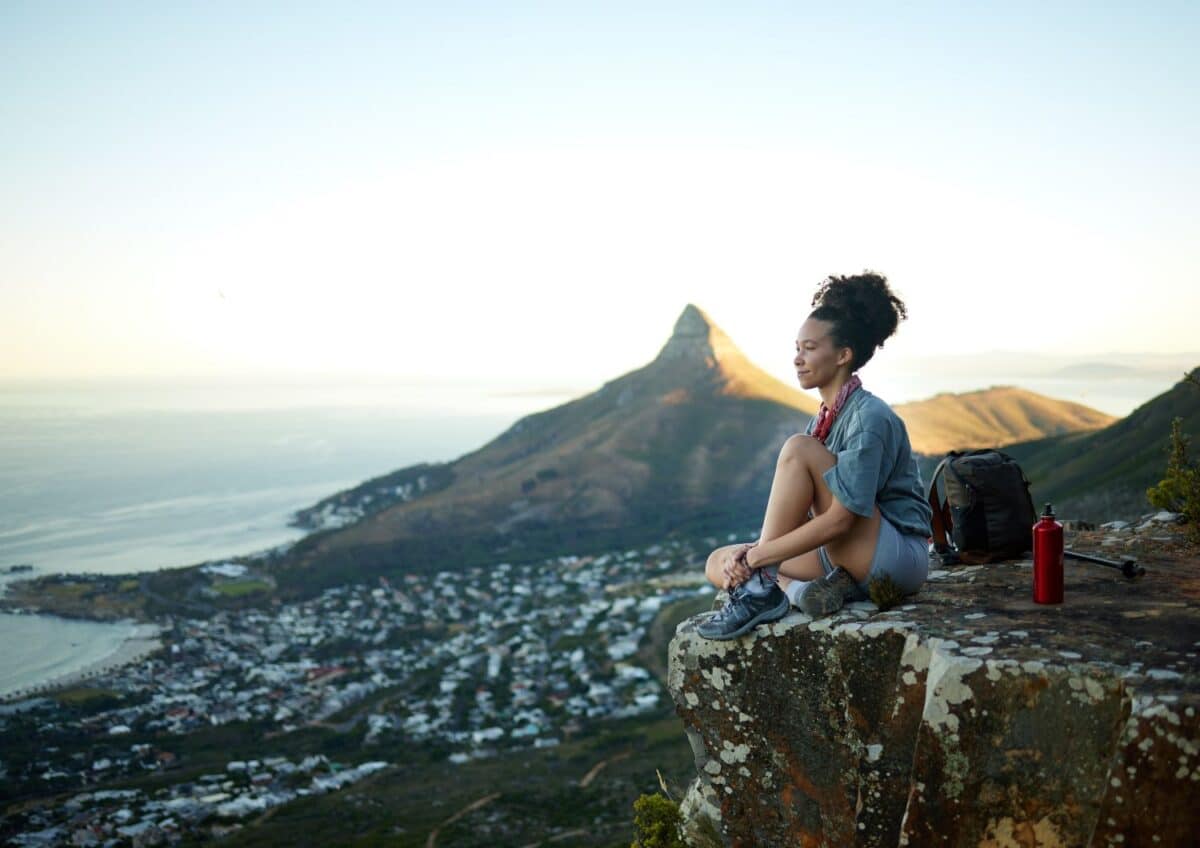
0, 378, 573, 577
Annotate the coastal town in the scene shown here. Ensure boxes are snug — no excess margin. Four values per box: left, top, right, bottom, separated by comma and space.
0, 536, 719, 845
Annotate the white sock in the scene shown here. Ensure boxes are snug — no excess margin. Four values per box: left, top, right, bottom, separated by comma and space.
784, 580, 812, 607
741, 567, 778, 596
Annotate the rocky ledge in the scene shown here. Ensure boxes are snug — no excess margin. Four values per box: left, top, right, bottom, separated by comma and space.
668, 529, 1199, 846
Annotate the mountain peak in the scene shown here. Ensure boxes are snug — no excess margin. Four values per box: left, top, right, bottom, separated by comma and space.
672, 303, 712, 336
641, 304, 816, 413
655, 303, 740, 365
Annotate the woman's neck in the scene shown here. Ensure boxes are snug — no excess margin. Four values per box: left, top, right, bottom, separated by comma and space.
819, 371, 855, 408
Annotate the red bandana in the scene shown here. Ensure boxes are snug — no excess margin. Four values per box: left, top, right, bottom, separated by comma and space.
812, 375, 862, 444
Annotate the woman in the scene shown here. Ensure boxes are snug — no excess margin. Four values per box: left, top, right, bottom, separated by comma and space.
697, 271, 933, 640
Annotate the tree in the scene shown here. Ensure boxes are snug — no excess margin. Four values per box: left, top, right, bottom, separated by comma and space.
1146, 370, 1200, 543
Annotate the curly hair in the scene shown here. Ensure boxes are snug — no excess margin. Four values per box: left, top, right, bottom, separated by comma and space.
809, 270, 908, 371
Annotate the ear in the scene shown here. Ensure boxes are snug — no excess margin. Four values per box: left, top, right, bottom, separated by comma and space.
836, 346, 854, 368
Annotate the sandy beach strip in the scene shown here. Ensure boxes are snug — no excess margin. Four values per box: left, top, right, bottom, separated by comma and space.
0, 623, 163, 702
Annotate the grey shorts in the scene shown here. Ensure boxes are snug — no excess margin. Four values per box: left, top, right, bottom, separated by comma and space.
817, 515, 929, 596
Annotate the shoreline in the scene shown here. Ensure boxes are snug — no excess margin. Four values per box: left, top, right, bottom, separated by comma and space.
0, 620, 163, 703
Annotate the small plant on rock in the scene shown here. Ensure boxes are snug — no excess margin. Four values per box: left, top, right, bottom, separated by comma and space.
631, 792, 686, 848
1147, 416, 1200, 543
868, 573, 906, 611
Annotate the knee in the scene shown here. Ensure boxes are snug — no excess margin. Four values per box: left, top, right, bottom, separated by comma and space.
704, 549, 722, 586
705, 547, 741, 588
779, 433, 826, 465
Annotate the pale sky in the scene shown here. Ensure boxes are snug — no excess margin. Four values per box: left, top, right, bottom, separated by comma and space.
3, 1, 1198, 392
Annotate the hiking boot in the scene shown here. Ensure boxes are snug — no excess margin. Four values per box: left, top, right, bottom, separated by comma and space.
798, 567, 868, 618
696, 585, 789, 640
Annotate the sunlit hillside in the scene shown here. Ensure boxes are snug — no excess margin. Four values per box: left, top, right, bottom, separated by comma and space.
895, 386, 1117, 455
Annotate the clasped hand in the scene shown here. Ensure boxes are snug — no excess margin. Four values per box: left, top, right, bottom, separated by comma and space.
721, 542, 758, 590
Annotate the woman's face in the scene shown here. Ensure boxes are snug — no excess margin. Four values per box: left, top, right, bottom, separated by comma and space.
794, 317, 852, 390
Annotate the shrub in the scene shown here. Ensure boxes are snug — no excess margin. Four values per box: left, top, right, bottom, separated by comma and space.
868, 573, 905, 610
631, 792, 686, 848
1147, 416, 1200, 543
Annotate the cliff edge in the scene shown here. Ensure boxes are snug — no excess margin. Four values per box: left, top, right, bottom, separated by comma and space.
668, 524, 1199, 846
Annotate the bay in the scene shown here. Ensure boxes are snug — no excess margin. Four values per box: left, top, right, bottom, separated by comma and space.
0, 615, 144, 700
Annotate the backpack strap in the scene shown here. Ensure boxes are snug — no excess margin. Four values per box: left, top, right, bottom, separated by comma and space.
925, 456, 955, 553
997, 450, 1038, 526
942, 457, 975, 505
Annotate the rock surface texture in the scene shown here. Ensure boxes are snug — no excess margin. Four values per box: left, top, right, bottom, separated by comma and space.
669, 530, 1199, 846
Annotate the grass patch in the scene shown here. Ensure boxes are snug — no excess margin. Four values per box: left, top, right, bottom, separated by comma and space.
52, 687, 122, 708
213, 579, 272, 598
0, 578, 146, 621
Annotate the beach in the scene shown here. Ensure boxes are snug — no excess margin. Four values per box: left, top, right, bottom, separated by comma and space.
0, 615, 162, 702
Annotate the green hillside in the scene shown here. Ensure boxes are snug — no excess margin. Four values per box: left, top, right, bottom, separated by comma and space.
1001, 368, 1200, 521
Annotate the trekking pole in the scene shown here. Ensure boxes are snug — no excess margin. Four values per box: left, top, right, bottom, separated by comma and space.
1064, 548, 1145, 579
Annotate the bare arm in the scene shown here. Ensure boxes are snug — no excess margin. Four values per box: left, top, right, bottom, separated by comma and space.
745, 498, 858, 568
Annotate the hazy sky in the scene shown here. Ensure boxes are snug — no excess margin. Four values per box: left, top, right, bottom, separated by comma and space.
3, 2, 1198, 390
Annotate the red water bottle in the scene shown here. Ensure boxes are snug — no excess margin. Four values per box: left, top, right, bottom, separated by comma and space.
1033, 502, 1064, 604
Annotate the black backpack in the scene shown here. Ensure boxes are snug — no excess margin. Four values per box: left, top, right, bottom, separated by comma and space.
926, 449, 1038, 564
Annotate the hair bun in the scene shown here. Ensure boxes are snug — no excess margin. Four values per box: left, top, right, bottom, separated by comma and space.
809, 271, 908, 369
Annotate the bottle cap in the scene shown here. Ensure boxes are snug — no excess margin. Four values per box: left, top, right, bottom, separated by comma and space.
1042, 502, 1055, 518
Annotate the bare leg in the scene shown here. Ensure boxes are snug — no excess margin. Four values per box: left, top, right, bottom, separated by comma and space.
759, 435, 824, 542
705, 434, 883, 589
760, 435, 834, 592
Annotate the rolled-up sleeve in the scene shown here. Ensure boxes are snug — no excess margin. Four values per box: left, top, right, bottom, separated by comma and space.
822, 430, 885, 518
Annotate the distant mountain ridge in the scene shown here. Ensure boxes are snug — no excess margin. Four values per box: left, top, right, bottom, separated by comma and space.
1003, 367, 1200, 520
894, 386, 1116, 455
1049, 363, 1143, 379
277, 305, 1122, 593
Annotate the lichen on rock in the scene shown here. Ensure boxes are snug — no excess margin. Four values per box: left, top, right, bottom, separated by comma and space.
669, 554, 1200, 846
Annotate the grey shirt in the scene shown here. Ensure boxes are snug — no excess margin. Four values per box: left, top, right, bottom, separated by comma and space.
804, 387, 932, 538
